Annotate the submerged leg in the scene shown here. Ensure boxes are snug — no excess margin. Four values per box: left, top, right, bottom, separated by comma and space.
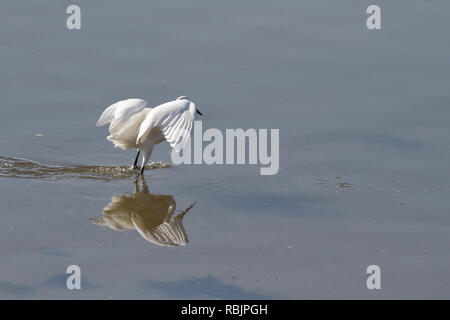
131, 150, 140, 169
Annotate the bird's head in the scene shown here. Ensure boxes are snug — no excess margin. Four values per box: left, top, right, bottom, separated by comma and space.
177, 96, 203, 116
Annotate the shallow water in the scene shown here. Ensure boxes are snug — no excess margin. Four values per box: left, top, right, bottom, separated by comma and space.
0, 1, 449, 299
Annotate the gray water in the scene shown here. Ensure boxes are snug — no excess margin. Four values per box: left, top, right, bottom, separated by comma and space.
0, 0, 449, 299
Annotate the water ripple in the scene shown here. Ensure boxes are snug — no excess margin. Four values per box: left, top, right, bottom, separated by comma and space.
316, 176, 354, 189
0, 156, 170, 181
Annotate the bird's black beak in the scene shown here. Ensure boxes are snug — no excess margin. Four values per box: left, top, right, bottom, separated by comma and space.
196, 108, 203, 116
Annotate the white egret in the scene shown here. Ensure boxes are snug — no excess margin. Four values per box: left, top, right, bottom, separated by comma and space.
96, 96, 202, 175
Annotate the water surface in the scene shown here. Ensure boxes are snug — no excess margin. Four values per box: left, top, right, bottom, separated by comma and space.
0, 0, 449, 299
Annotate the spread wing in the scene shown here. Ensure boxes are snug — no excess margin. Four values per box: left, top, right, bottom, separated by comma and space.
137, 99, 196, 152
96, 99, 148, 132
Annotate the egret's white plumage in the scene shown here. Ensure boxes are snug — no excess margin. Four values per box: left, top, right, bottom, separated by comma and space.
96, 96, 202, 174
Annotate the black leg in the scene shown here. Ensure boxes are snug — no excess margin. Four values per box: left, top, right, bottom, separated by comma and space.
133, 150, 140, 168
140, 165, 145, 175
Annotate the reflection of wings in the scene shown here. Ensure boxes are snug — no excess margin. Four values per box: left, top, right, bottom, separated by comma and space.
91, 195, 136, 230
132, 212, 188, 247
90, 178, 194, 247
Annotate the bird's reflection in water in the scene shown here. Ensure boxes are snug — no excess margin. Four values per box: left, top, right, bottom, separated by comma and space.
90, 177, 194, 247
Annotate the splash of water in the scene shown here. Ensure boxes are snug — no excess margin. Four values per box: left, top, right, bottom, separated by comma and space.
0, 156, 170, 181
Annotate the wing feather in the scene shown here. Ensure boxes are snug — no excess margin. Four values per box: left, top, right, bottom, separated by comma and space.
170, 117, 188, 150
161, 110, 194, 151
137, 100, 196, 151
96, 99, 148, 131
